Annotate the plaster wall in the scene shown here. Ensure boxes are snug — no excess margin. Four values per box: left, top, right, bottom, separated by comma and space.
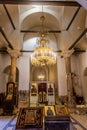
1, 51, 87, 103
77, 52, 87, 103
71, 52, 87, 103
17, 53, 31, 90
57, 55, 67, 96
71, 55, 83, 96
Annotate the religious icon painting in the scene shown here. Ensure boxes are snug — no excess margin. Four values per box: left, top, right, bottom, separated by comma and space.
55, 105, 69, 116
7, 82, 15, 94
38, 92, 42, 103
6, 82, 15, 100
48, 83, 54, 95
25, 109, 36, 125
31, 83, 37, 96
45, 105, 56, 116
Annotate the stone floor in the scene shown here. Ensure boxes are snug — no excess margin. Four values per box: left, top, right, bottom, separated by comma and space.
0, 115, 17, 130
0, 104, 87, 130
70, 114, 87, 130
0, 113, 87, 130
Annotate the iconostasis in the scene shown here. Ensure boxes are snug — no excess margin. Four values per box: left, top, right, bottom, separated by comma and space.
29, 82, 55, 107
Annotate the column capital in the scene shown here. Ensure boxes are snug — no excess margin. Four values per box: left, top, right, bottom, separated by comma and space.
7, 49, 21, 58
60, 49, 74, 58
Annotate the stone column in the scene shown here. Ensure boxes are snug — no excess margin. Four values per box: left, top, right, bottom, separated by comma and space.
11, 56, 17, 82
65, 57, 72, 107
8, 49, 21, 82
61, 49, 74, 107
56, 56, 59, 104
7, 49, 21, 107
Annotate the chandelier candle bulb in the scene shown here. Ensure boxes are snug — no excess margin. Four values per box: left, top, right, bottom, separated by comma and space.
31, 15, 56, 66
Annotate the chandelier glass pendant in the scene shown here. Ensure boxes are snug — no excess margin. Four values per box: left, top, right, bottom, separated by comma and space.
31, 15, 56, 66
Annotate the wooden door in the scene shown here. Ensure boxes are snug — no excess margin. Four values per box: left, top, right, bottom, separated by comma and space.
38, 83, 47, 103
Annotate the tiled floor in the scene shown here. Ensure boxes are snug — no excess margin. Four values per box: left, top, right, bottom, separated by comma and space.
0, 113, 87, 130
0, 115, 17, 130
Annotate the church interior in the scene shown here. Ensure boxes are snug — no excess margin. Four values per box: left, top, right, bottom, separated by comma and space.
0, 0, 87, 130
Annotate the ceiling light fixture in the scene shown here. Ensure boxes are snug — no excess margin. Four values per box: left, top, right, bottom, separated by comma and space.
31, 7, 56, 66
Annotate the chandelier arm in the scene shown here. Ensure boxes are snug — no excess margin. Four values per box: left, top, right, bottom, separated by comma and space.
31, 6, 56, 67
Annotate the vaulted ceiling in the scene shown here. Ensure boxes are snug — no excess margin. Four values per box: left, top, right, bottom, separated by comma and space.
0, 0, 87, 54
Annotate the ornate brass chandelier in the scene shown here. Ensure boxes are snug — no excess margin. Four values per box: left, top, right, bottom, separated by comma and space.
31, 15, 56, 66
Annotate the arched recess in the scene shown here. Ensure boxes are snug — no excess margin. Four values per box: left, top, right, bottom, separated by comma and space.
3, 65, 19, 106
30, 66, 49, 81
84, 67, 87, 76
3, 65, 19, 84
20, 7, 61, 27
83, 67, 87, 103
21, 11, 60, 51
21, 12, 60, 30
